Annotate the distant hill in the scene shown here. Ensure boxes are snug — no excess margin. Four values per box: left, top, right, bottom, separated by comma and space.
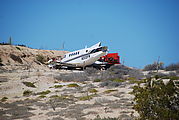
0, 45, 68, 70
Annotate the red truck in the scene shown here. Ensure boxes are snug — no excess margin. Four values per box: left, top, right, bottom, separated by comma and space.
91, 53, 120, 70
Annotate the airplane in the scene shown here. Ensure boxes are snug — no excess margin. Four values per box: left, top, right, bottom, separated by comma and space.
48, 42, 108, 69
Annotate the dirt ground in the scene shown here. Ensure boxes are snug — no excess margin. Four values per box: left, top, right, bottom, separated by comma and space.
0, 68, 138, 120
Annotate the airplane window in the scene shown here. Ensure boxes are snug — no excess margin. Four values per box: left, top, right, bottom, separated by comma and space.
89, 47, 103, 54
90, 49, 96, 53
86, 50, 88, 52
96, 47, 102, 52
78, 52, 79, 54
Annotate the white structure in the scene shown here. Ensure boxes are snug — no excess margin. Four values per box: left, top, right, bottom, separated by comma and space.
59, 42, 108, 68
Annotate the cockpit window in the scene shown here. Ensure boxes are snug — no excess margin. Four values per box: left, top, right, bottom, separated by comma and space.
90, 46, 108, 54
90, 47, 101, 53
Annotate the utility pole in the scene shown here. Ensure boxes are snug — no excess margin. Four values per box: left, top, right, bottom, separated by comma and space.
61, 41, 65, 58
9, 36, 12, 45
61, 41, 65, 51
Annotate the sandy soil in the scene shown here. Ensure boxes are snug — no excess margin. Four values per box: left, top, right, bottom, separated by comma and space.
0, 69, 139, 120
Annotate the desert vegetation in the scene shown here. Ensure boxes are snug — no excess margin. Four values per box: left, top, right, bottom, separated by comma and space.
36, 54, 46, 64
165, 63, 179, 71
10, 53, 23, 64
132, 78, 179, 120
36, 90, 51, 96
23, 90, 33, 96
0, 57, 3, 66
0, 44, 179, 120
1, 97, 8, 102
143, 62, 179, 72
54, 85, 63, 88
94, 116, 119, 120
16, 46, 21, 51
22, 82, 36, 88
143, 62, 164, 71
67, 83, 79, 87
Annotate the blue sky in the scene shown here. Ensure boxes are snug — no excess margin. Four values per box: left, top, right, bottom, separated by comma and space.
0, 0, 179, 68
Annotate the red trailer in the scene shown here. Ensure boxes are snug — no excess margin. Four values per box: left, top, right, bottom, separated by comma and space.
98, 53, 120, 64
91, 53, 120, 70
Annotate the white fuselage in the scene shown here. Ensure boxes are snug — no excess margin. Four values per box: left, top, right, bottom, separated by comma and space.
61, 43, 107, 67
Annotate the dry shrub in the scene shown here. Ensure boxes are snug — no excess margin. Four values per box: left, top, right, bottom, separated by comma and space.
36, 54, 46, 64
165, 63, 179, 71
1, 97, 8, 102
99, 80, 122, 87
95, 65, 144, 82
22, 82, 36, 88
84, 67, 99, 75
143, 62, 164, 71
23, 90, 33, 96
54, 72, 89, 82
10, 54, 23, 64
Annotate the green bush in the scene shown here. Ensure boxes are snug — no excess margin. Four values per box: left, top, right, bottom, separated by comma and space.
37, 90, 51, 95
104, 89, 118, 94
22, 82, 36, 88
38, 95, 46, 98
23, 90, 33, 96
132, 79, 179, 120
94, 79, 101, 82
89, 88, 98, 93
79, 95, 93, 101
17, 44, 27, 47
16, 46, 21, 51
54, 85, 63, 88
1, 97, 8, 102
36, 54, 46, 64
67, 83, 79, 87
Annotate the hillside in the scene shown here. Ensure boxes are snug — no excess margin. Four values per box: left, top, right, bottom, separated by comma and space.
0, 45, 68, 70
0, 45, 178, 120
0, 45, 140, 119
